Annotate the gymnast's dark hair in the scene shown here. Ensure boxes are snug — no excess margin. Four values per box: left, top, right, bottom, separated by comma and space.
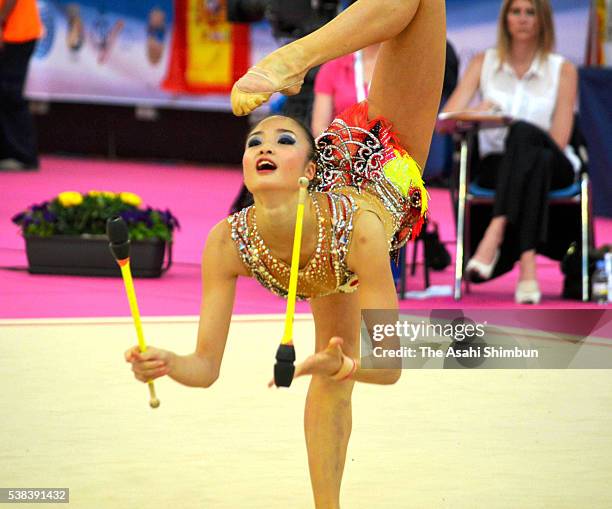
289, 116, 317, 162
247, 115, 318, 163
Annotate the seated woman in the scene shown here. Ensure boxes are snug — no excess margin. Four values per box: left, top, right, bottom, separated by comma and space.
443, 0, 578, 304
125, 0, 446, 507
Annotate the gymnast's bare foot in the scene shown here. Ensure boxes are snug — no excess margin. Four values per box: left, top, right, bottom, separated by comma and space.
267, 337, 347, 387
231, 43, 307, 116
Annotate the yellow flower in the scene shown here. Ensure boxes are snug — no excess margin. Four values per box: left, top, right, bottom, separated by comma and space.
119, 192, 142, 207
88, 190, 102, 197
57, 191, 83, 207
102, 191, 116, 198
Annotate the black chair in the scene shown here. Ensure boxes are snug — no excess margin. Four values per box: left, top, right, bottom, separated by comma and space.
396, 233, 431, 298
449, 116, 593, 301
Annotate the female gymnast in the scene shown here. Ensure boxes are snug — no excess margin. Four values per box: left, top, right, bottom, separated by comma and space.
125, 0, 445, 506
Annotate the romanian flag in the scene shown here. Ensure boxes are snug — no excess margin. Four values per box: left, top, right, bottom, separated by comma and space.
163, 0, 250, 94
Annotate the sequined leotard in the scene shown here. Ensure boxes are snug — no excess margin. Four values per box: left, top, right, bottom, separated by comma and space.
229, 191, 359, 300
228, 101, 428, 300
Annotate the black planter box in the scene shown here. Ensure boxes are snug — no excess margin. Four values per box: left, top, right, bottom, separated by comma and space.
25, 235, 171, 278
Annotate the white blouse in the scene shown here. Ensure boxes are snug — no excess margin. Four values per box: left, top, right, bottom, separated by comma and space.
478, 48, 580, 172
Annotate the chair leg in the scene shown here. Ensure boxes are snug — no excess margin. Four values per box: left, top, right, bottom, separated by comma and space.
424, 250, 431, 289
580, 173, 590, 302
411, 237, 418, 276
454, 135, 470, 300
464, 203, 471, 295
398, 246, 407, 299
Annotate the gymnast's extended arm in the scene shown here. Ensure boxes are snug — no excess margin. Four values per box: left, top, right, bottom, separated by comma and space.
125, 220, 241, 388
346, 211, 402, 384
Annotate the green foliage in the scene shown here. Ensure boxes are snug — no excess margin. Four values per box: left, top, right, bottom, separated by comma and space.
12, 192, 179, 241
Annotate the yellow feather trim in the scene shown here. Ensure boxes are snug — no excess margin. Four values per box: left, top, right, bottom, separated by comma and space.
382, 150, 428, 214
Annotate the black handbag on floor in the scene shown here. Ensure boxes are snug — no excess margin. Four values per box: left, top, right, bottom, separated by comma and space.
423, 222, 451, 271
561, 242, 610, 300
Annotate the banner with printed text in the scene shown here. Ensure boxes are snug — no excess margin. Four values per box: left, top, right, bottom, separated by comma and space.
25, 0, 591, 111
25, 0, 261, 110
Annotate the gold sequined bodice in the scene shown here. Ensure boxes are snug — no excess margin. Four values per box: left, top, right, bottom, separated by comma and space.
228, 192, 359, 300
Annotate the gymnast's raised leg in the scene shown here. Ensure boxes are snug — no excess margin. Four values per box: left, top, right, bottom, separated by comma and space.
232, 0, 446, 169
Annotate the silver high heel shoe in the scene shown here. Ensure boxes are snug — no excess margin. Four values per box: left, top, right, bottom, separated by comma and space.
515, 280, 541, 304
465, 249, 500, 282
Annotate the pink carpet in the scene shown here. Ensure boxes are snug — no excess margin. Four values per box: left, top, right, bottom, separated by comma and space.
1, 156, 610, 319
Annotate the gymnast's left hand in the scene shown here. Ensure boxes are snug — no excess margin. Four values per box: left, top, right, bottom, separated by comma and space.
268, 337, 347, 387
124, 345, 175, 383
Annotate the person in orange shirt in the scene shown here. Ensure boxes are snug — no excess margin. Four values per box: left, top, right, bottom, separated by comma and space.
0, 0, 43, 170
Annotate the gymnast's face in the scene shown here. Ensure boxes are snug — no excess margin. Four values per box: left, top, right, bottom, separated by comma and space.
242, 116, 316, 194
506, 0, 539, 43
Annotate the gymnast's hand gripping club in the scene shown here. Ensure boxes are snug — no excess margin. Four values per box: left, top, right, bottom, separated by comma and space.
107, 217, 160, 409
274, 177, 310, 387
